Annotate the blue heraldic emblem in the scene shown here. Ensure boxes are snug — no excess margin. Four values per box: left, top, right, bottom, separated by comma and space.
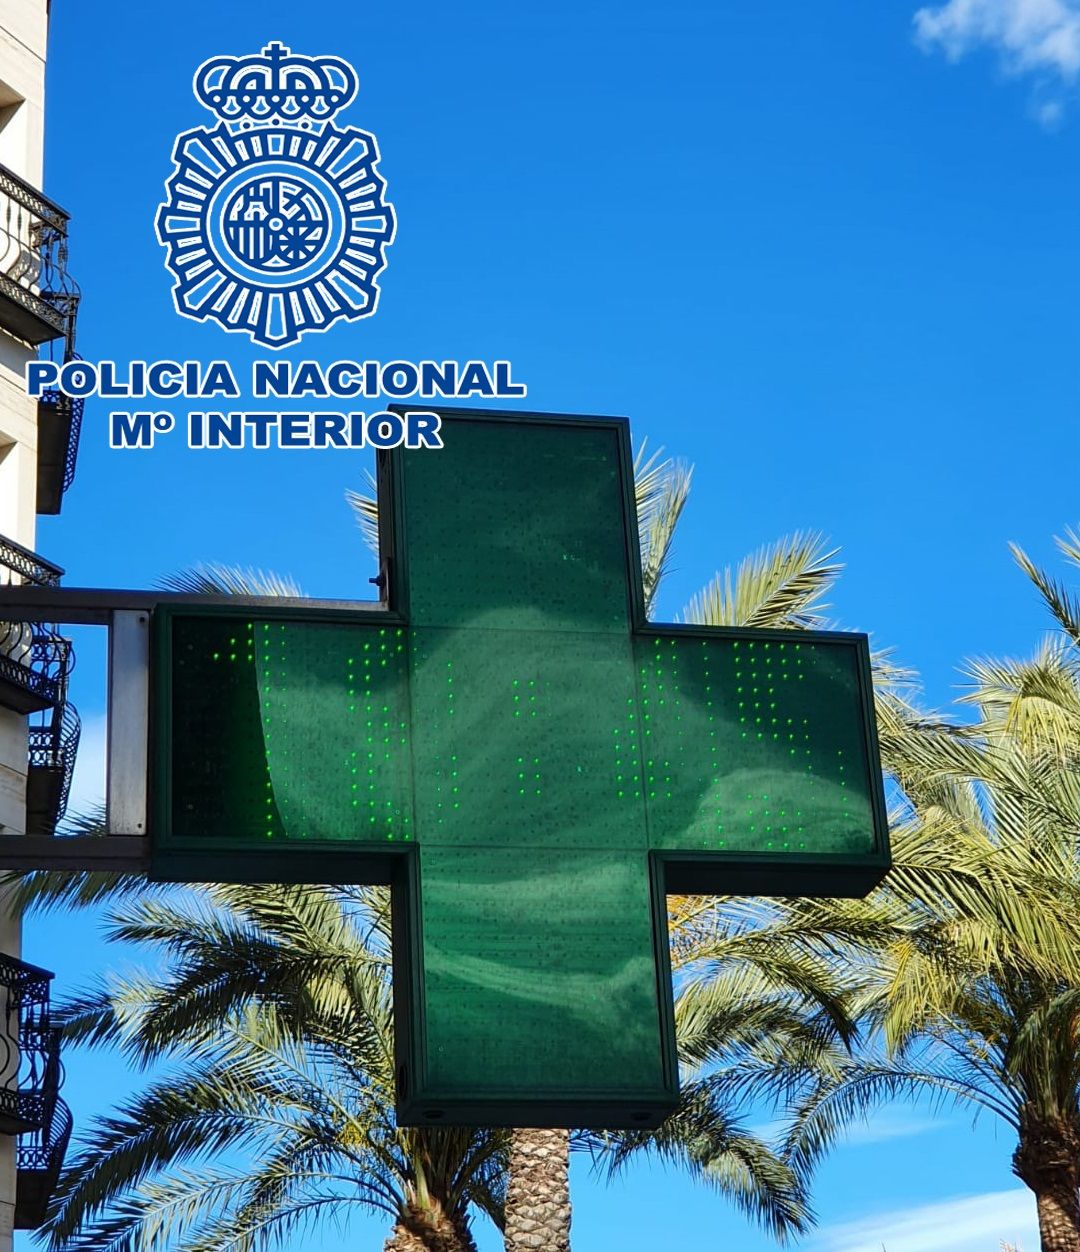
156, 43, 395, 349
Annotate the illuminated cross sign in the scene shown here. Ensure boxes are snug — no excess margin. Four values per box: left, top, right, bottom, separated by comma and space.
154, 410, 889, 1128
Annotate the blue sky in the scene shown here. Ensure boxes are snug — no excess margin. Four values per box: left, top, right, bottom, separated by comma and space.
20, 0, 1080, 1247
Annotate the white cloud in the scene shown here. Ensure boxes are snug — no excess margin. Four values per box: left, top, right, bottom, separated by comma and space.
1036, 96, 1066, 120
842, 1110, 946, 1147
914, 0, 1080, 78
64, 712, 106, 822
751, 1107, 948, 1149
814, 1188, 1036, 1252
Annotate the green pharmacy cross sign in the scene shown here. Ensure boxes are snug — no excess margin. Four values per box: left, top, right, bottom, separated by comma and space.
153, 409, 889, 1128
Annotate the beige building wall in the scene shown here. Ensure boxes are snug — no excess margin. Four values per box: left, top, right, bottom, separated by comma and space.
0, 3, 51, 1248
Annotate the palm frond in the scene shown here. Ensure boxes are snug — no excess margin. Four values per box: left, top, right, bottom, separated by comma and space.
681, 532, 841, 629
1011, 540, 1080, 647
589, 1079, 812, 1241
157, 565, 303, 598
961, 642, 1080, 757
0, 806, 156, 916
634, 440, 693, 613
345, 471, 380, 556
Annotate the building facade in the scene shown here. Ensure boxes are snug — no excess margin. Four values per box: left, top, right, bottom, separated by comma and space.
0, 2, 79, 1244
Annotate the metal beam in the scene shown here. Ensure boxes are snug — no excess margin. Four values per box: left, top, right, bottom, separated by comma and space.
0, 586, 386, 624
107, 611, 149, 837
0, 836, 148, 871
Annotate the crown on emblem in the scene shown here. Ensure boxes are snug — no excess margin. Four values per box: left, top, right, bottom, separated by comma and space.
194, 42, 358, 125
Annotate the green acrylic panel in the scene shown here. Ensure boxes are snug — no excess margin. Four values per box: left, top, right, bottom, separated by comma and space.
400, 419, 633, 633
168, 615, 413, 844
407, 627, 648, 849
637, 632, 878, 858
412, 846, 670, 1111
152, 408, 890, 1128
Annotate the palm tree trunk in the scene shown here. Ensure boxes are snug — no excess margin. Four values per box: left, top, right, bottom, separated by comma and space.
504, 1128, 571, 1252
1034, 1191, 1080, 1252
383, 1201, 479, 1252
384, 1224, 432, 1252
1012, 1114, 1080, 1252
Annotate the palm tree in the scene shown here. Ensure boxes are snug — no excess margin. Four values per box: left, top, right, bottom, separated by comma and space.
20, 842, 837, 1250
774, 532, 1080, 1252
580, 529, 898, 1237
31, 880, 506, 1251
10, 443, 851, 1250
493, 457, 853, 1249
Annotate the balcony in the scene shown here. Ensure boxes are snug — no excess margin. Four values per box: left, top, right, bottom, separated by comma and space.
36, 388, 83, 515
15, 1096, 71, 1229
0, 163, 78, 348
26, 702, 80, 836
0, 954, 70, 1229
0, 533, 73, 715
0, 956, 59, 1134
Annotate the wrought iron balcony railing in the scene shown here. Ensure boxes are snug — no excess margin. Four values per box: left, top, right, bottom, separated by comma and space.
0, 955, 71, 1229
36, 387, 84, 515
15, 1096, 71, 1229
0, 163, 78, 348
0, 955, 62, 1136
0, 534, 62, 587
27, 701, 80, 836
0, 534, 73, 715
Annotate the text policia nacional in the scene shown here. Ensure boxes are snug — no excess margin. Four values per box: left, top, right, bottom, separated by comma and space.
25, 359, 530, 451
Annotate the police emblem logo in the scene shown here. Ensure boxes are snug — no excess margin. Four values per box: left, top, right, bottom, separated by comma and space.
155, 42, 396, 349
